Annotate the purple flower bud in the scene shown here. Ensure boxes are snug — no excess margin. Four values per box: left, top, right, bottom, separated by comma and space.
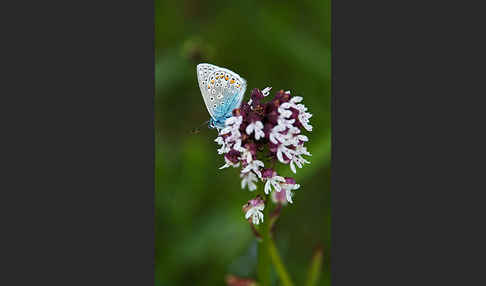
239, 121, 248, 134
290, 107, 303, 128
240, 132, 249, 142
284, 177, 296, 185
244, 142, 257, 156
268, 141, 278, 153
242, 195, 265, 213
281, 93, 291, 103
250, 195, 265, 206
272, 188, 287, 204
253, 103, 265, 116
274, 89, 284, 100
266, 111, 279, 125
225, 149, 240, 164
274, 90, 290, 103
262, 168, 275, 179
250, 88, 264, 101
263, 123, 274, 139
281, 152, 290, 162
247, 111, 262, 123
265, 101, 277, 113
240, 160, 248, 168
240, 102, 251, 117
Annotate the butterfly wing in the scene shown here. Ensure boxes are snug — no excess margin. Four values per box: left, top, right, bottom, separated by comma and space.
197, 63, 247, 121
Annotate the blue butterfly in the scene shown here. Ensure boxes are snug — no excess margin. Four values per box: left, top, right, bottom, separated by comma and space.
196, 63, 247, 130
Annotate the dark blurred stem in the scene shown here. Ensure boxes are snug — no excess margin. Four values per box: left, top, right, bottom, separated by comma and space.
250, 223, 262, 241
270, 204, 282, 234
257, 202, 271, 286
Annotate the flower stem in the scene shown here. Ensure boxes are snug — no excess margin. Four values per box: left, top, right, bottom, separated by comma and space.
269, 238, 294, 286
305, 246, 323, 286
257, 202, 271, 286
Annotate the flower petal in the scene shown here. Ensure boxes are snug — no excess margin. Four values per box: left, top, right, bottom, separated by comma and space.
245, 123, 254, 135
264, 180, 271, 194
290, 161, 296, 173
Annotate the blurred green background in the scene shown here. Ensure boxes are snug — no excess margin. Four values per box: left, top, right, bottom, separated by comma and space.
155, 0, 331, 285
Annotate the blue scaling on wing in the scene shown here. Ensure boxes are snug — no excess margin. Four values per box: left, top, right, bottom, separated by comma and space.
210, 88, 243, 129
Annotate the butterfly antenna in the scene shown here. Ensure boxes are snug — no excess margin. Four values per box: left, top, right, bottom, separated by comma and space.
191, 120, 210, 134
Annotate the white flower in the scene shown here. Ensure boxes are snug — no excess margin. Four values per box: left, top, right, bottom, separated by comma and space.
241, 159, 264, 178
220, 116, 243, 142
246, 120, 265, 140
277, 117, 296, 130
269, 123, 286, 144
264, 174, 285, 194
245, 205, 264, 225
216, 115, 246, 157
219, 156, 240, 169
239, 148, 253, 164
295, 144, 311, 157
278, 102, 293, 118
276, 95, 312, 132
295, 104, 313, 132
225, 115, 243, 126
232, 139, 246, 153
240, 171, 258, 191
290, 96, 303, 104
215, 136, 230, 154
271, 178, 300, 204
288, 142, 311, 173
268, 96, 312, 172
262, 87, 272, 97
226, 128, 242, 143
276, 143, 295, 164
220, 126, 232, 135
271, 189, 286, 204
281, 181, 300, 204
272, 188, 296, 205
243, 196, 265, 225
215, 136, 224, 145
285, 133, 307, 147
289, 153, 310, 173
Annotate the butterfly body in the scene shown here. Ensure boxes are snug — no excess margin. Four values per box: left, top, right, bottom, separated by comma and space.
196, 63, 247, 130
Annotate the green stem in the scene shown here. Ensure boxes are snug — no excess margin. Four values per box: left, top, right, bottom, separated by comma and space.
269, 238, 294, 286
257, 203, 271, 286
305, 247, 323, 286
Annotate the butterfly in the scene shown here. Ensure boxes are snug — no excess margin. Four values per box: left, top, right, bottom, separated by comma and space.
196, 63, 247, 130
